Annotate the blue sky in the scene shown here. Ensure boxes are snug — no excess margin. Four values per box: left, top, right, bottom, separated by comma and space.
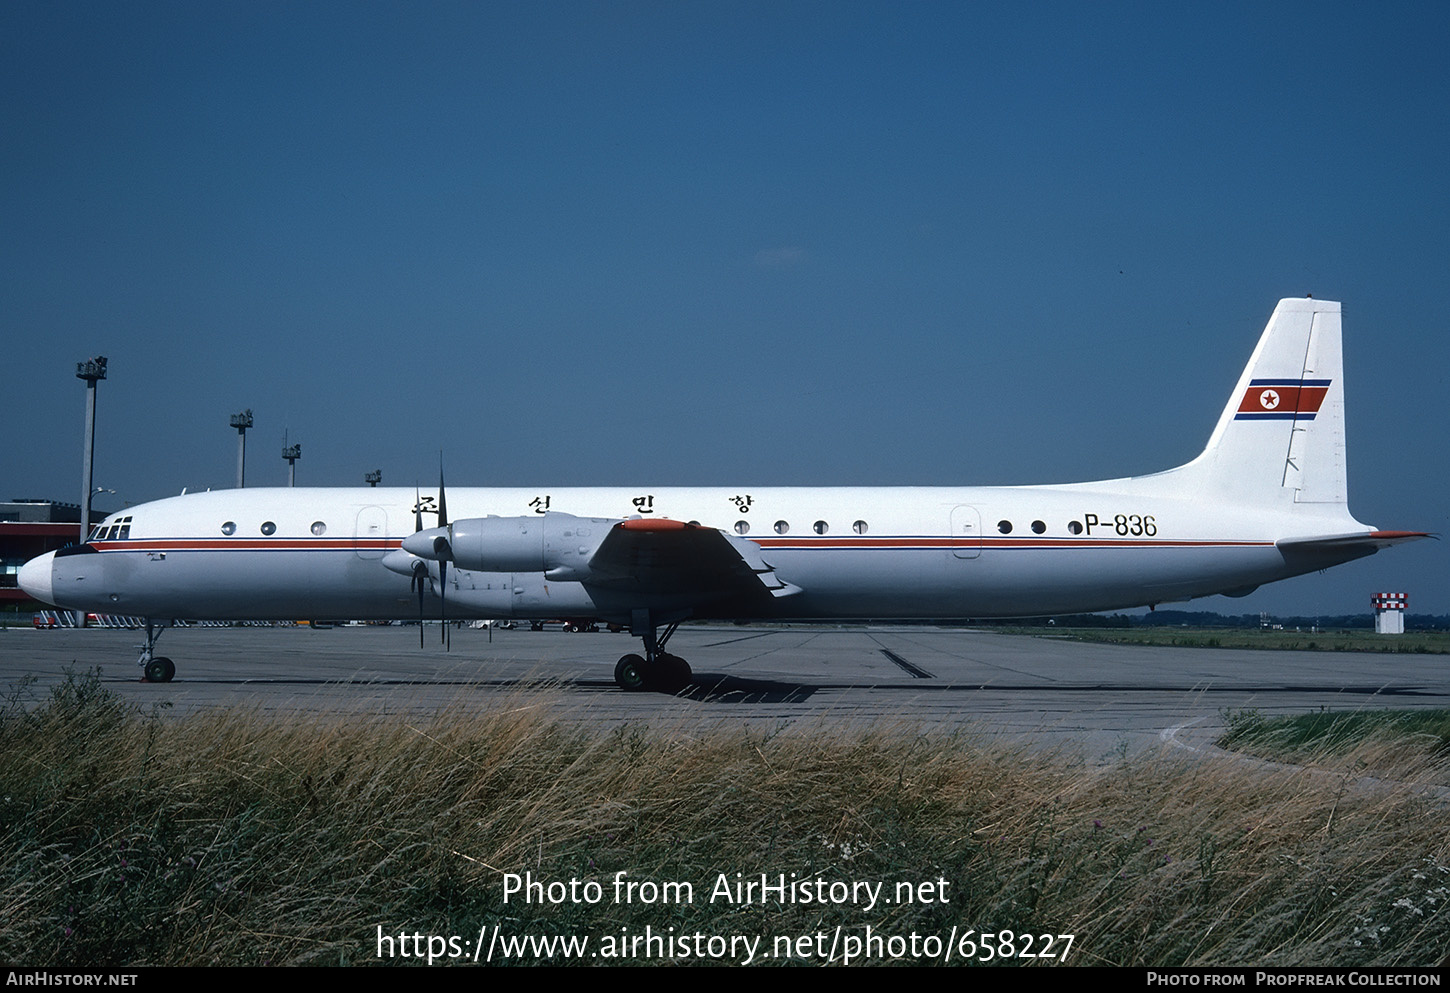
3, 2, 1445, 616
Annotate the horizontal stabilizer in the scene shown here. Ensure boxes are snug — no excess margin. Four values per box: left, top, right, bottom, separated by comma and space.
1277, 530, 1434, 552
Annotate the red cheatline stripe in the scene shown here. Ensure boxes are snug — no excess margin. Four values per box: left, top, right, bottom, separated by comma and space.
751, 537, 1272, 549
90, 539, 401, 551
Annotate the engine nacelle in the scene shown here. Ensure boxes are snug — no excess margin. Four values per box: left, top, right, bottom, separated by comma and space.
446, 512, 618, 579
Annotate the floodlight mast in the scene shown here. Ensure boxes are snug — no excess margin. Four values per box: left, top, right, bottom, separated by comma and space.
282, 432, 301, 487
75, 356, 107, 628
76, 356, 108, 545
230, 410, 253, 488
365, 470, 382, 487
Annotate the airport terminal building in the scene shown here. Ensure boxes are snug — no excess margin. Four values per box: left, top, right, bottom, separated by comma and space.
0, 499, 102, 608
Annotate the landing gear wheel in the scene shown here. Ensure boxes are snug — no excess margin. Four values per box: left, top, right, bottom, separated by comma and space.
654, 653, 693, 693
144, 657, 175, 683
615, 654, 649, 692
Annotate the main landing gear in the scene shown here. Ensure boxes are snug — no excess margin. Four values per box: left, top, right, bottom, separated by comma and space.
139, 618, 175, 683
614, 616, 692, 693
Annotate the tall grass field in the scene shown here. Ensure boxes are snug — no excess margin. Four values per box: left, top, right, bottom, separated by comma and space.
2, 671, 1446, 966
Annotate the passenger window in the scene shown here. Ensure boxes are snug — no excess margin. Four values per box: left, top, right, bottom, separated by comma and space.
734, 521, 750, 535
261, 521, 276, 536
813, 521, 828, 535
997, 520, 1013, 534
774, 521, 790, 535
311, 521, 327, 536
852, 520, 868, 535
1068, 521, 1083, 535
1031, 520, 1046, 534
221, 521, 237, 536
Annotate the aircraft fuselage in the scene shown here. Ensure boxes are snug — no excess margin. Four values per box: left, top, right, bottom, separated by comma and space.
34, 483, 1371, 623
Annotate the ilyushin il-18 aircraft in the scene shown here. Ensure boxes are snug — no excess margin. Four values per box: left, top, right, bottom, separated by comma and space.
19, 298, 1427, 691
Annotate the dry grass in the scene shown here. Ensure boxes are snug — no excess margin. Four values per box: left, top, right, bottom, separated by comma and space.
2, 671, 1446, 966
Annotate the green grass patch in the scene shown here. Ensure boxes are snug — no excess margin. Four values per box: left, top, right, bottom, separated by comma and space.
1221, 707, 1450, 765
1025, 627, 1450, 653
2, 670, 1448, 966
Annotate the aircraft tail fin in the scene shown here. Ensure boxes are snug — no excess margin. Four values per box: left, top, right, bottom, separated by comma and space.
1177, 298, 1348, 506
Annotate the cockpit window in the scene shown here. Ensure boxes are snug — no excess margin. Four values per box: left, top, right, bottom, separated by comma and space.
89, 516, 132, 541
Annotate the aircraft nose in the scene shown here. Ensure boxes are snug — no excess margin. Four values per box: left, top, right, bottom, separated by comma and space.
18, 551, 56, 605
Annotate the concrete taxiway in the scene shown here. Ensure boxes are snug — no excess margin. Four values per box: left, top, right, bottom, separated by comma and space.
3, 623, 1446, 759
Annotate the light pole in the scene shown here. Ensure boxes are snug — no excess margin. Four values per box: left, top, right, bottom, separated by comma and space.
88, 487, 116, 520
230, 410, 253, 488
76, 357, 107, 544
365, 470, 382, 487
282, 434, 301, 487
76, 356, 107, 627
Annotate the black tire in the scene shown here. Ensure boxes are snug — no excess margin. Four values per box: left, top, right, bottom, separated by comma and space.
144, 657, 175, 683
614, 654, 649, 691
654, 653, 692, 693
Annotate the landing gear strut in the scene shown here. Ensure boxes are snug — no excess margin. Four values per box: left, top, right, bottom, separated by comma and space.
138, 619, 175, 683
615, 614, 692, 693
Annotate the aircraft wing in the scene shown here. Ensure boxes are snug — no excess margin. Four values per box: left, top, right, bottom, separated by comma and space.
580, 519, 802, 600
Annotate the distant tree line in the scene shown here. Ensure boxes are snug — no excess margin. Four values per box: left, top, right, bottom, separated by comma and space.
965, 610, 1449, 631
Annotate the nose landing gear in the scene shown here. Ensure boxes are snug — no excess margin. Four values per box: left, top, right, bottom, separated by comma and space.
138, 619, 176, 682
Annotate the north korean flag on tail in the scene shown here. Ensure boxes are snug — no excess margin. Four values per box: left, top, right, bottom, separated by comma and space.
1234, 378, 1331, 420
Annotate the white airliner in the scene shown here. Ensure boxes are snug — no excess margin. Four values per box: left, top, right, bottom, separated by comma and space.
19, 298, 1426, 690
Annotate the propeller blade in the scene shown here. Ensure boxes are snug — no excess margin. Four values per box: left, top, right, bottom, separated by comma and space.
436, 455, 451, 650
411, 561, 427, 649
406, 485, 428, 648
437, 456, 448, 529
